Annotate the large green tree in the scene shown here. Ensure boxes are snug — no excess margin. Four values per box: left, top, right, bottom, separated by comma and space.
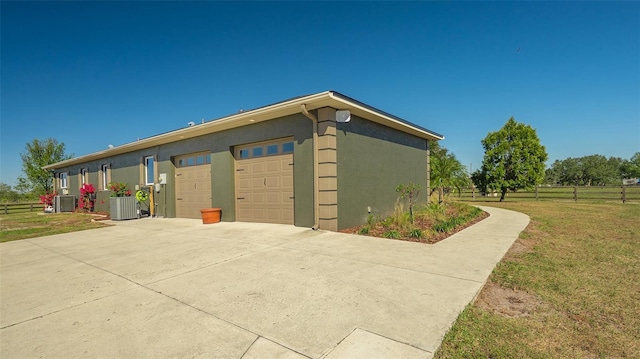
19, 138, 72, 195
620, 152, 640, 178
430, 142, 469, 203
472, 117, 547, 201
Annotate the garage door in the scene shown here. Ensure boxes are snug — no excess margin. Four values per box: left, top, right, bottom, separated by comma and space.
174, 152, 212, 219
235, 139, 294, 224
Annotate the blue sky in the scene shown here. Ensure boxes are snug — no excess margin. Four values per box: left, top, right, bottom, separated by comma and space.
2, 1, 639, 186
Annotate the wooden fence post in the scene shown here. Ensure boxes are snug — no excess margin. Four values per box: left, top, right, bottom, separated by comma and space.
472, 187, 475, 200
3, 204, 7, 214
573, 186, 578, 202
535, 186, 539, 200
621, 185, 626, 203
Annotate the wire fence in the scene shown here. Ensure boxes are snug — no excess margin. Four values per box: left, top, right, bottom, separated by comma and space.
457, 185, 640, 203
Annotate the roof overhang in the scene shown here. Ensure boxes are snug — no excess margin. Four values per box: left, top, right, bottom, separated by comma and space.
44, 91, 444, 170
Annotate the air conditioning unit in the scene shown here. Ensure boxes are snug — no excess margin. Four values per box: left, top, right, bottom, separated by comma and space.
54, 195, 76, 213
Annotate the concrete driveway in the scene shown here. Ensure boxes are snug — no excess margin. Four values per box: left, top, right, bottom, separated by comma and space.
1, 206, 529, 359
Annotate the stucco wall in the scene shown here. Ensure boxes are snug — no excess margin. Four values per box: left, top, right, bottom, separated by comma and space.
336, 115, 429, 230
52, 114, 315, 227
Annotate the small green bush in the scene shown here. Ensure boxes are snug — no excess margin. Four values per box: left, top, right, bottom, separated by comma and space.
358, 226, 370, 235
390, 200, 411, 229
433, 216, 466, 232
408, 228, 423, 239
383, 230, 401, 239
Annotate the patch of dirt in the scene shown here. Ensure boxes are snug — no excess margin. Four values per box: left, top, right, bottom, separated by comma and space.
504, 220, 546, 260
475, 281, 542, 318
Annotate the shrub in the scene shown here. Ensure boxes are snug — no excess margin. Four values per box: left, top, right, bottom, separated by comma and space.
358, 226, 370, 235
390, 200, 411, 229
408, 228, 424, 239
383, 230, 401, 239
433, 216, 466, 232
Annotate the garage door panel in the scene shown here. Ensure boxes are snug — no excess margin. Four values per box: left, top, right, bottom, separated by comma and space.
251, 192, 265, 204
265, 160, 280, 172
251, 162, 265, 174
265, 176, 280, 188
266, 192, 281, 204
238, 178, 251, 190
251, 178, 264, 189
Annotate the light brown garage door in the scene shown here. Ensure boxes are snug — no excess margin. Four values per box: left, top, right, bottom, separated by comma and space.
174, 152, 212, 219
235, 139, 294, 224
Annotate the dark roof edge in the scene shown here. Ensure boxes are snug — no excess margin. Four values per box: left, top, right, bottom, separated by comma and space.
328, 91, 444, 140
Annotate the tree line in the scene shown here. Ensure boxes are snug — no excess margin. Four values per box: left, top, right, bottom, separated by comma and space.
545, 153, 640, 186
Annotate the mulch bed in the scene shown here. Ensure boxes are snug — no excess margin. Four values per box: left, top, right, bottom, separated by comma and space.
339, 210, 489, 245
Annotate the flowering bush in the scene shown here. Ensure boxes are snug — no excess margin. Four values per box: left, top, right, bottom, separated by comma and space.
79, 183, 95, 211
108, 182, 132, 197
39, 192, 56, 209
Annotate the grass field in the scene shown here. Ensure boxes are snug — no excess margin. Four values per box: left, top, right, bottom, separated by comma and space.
435, 201, 640, 358
0, 212, 109, 243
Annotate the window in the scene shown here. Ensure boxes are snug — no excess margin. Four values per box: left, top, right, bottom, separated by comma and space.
144, 156, 155, 185
100, 164, 110, 190
252, 147, 263, 157
80, 168, 88, 184
59, 172, 68, 188
236, 139, 294, 159
282, 142, 294, 153
267, 144, 278, 155
175, 152, 210, 168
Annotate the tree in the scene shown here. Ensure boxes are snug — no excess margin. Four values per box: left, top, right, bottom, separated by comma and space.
620, 152, 640, 178
545, 155, 625, 186
19, 138, 72, 195
430, 142, 469, 203
395, 182, 421, 223
473, 117, 547, 201
0, 183, 20, 203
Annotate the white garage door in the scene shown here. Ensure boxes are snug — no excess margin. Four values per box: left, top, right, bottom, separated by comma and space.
174, 152, 212, 219
235, 139, 294, 224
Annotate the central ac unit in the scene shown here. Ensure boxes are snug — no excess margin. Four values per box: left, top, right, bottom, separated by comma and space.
54, 195, 76, 213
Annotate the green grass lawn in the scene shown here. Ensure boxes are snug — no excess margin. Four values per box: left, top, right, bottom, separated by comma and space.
0, 212, 109, 243
435, 201, 640, 358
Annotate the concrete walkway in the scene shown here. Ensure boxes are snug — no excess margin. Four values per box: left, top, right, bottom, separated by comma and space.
0, 206, 529, 358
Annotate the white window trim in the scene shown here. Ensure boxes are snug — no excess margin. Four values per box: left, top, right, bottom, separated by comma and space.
80, 168, 87, 184
100, 164, 110, 190
59, 172, 69, 189
144, 155, 155, 185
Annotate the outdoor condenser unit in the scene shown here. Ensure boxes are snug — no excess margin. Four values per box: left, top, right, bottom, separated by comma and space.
54, 195, 76, 213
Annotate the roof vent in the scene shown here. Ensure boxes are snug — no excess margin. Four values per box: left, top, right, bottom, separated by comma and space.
188, 121, 195, 127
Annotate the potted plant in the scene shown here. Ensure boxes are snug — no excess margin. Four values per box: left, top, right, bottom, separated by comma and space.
108, 182, 137, 220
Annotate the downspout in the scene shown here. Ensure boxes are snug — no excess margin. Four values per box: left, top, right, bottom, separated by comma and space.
301, 104, 319, 230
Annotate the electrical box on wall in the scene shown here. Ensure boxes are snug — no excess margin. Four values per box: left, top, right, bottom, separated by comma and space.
158, 173, 167, 184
